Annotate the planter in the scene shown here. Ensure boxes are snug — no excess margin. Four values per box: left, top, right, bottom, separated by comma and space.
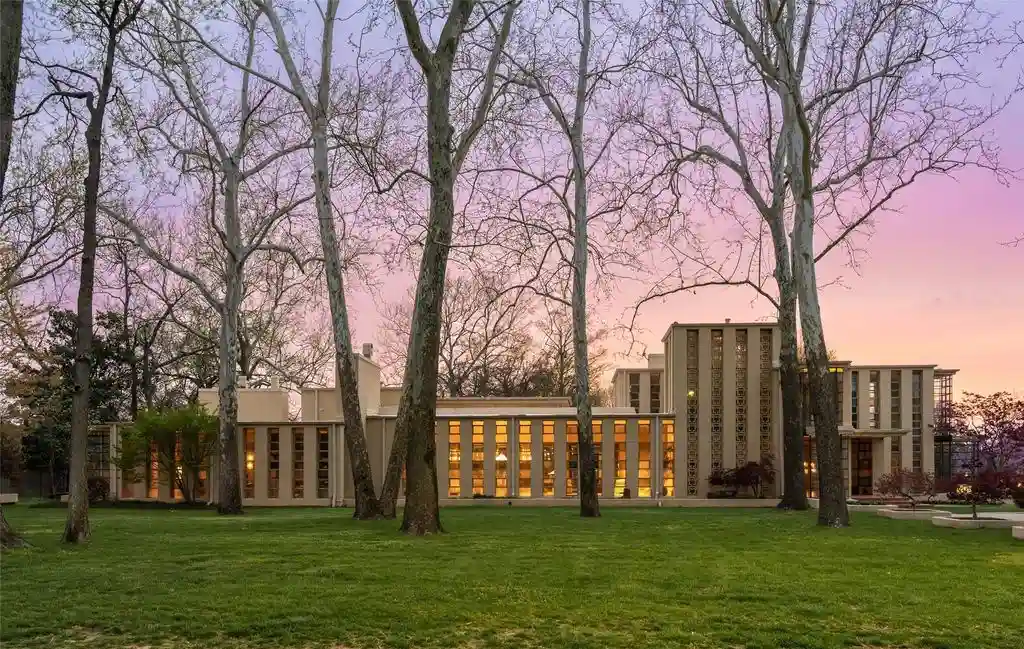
932, 515, 1017, 530
877, 508, 949, 521
1013, 526, 1023, 541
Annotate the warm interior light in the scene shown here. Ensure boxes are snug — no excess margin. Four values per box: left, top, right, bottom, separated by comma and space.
245, 462, 254, 471
687, 389, 696, 398
496, 452, 507, 462
246, 452, 255, 462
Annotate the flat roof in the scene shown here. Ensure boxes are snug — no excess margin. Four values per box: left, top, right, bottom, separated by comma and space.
373, 406, 656, 418
661, 321, 779, 342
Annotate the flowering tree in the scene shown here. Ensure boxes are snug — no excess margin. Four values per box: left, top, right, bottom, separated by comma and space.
876, 469, 936, 510
951, 392, 1024, 475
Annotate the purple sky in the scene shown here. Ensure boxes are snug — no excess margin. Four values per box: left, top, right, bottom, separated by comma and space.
348, 74, 1024, 399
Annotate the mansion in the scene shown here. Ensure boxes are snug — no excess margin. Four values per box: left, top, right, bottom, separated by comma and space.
98, 321, 957, 506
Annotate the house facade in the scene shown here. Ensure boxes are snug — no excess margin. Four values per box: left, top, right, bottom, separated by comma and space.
95, 321, 957, 506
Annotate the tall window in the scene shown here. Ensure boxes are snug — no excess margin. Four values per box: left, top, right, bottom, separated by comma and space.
542, 420, 555, 496
638, 420, 651, 498
566, 421, 579, 497
244, 428, 256, 499
593, 420, 603, 496
758, 329, 773, 462
851, 371, 860, 428
448, 421, 461, 497
803, 437, 818, 498
661, 421, 675, 497
147, 441, 159, 499
650, 373, 661, 413
735, 330, 748, 466
471, 421, 484, 496
710, 330, 724, 471
495, 420, 509, 497
912, 371, 923, 472
292, 428, 305, 499
628, 373, 641, 412
518, 421, 531, 497
686, 330, 699, 496
890, 371, 902, 471
267, 427, 280, 499
317, 427, 329, 499
831, 367, 844, 424
869, 371, 880, 428
614, 420, 627, 497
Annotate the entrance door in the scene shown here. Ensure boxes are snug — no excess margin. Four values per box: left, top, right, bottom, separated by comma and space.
853, 439, 873, 496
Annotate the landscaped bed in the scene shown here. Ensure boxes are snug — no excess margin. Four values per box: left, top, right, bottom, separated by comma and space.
2, 506, 1022, 649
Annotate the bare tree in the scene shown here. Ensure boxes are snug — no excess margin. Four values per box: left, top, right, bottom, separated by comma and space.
108, 0, 313, 513
713, 0, 1009, 527
253, 0, 384, 519
379, 0, 518, 532
0, 0, 24, 199
19, 0, 143, 543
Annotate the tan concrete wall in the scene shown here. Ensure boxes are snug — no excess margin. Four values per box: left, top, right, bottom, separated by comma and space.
199, 387, 290, 422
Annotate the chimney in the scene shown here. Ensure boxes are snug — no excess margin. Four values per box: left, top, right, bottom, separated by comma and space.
270, 376, 281, 390
238, 375, 248, 389
361, 342, 374, 360
725, 318, 731, 324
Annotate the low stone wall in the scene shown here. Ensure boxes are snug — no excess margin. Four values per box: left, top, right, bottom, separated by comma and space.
0, 493, 18, 505
877, 508, 949, 521
382, 497, 783, 509
1013, 526, 1023, 541
932, 515, 1017, 530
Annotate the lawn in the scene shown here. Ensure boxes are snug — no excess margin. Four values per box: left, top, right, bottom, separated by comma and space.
2, 506, 1022, 649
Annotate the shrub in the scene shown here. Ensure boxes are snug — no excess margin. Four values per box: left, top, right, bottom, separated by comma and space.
87, 476, 109, 503
876, 469, 936, 509
1012, 488, 1024, 509
708, 457, 775, 498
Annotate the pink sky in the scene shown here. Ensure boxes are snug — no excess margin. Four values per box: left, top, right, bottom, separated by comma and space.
349, 104, 1024, 400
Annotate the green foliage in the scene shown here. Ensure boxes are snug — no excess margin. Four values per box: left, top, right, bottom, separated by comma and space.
117, 405, 218, 504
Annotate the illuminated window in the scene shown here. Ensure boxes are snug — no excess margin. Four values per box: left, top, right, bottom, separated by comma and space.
495, 420, 509, 497
735, 330, 747, 466
593, 420, 603, 496
869, 370, 880, 428
829, 366, 844, 424
759, 329, 773, 462
566, 420, 579, 497
448, 421, 461, 497
852, 371, 860, 428
173, 438, 182, 501
292, 428, 304, 499
628, 373, 641, 411
890, 371, 902, 471
686, 330, 699, 496
912, 371, 923, 473
638, 420, 651, 498
803, 437, 818, 498
661, 421, 675, 497
267, 427, 280, 499
542, 421, 555, 496
518, 421, 531, 497
147, 441, 159, 499
243, 428, 256, 499
614, 420, 627, 497
471, 421, 484, 496
317, 427, 329, 499
650, 372, 661, 413
710, 330, 723, 471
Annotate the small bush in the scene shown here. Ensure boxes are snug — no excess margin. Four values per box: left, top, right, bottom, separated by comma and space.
87, 476, 110, 503
1012, 488, 1024, 509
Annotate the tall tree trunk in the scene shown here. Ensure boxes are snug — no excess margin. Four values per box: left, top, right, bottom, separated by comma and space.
0, 0, 26, 549
0, 0, 22, 199
1, 505, 27, 550
570, 0, 599, 519
63, 15, 121, 542
774, 246, 807, 510
786, 96, 848, 528
312, 114, 380, 519
215, 172, 244, 514
393, 70, 457, 535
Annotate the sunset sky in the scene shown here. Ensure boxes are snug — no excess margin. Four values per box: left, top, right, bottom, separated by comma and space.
349, 67, 1024, 399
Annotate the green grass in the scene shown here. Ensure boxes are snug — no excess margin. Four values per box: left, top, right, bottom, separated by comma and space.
2, 507, 1022, 649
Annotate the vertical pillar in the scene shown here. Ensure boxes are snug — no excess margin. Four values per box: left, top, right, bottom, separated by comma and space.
842, 369, 853, 429
436, 419, 449, 499
697, 328, 712, 496
901, 370, 913, 471
722, 328, 737, 470
531, 420, 544, 498
626, 419, 639, 498
640, 372, 651, 413
280, 427, 293, 504
460, 419, 472, 498
602, 422, 615, 497
872, 438, 887, 493
554, 419, 567, 498
509, 418, 519, 497
922, 368, 936, 475
305, 426, 318, 502
484, 419, 497, 497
